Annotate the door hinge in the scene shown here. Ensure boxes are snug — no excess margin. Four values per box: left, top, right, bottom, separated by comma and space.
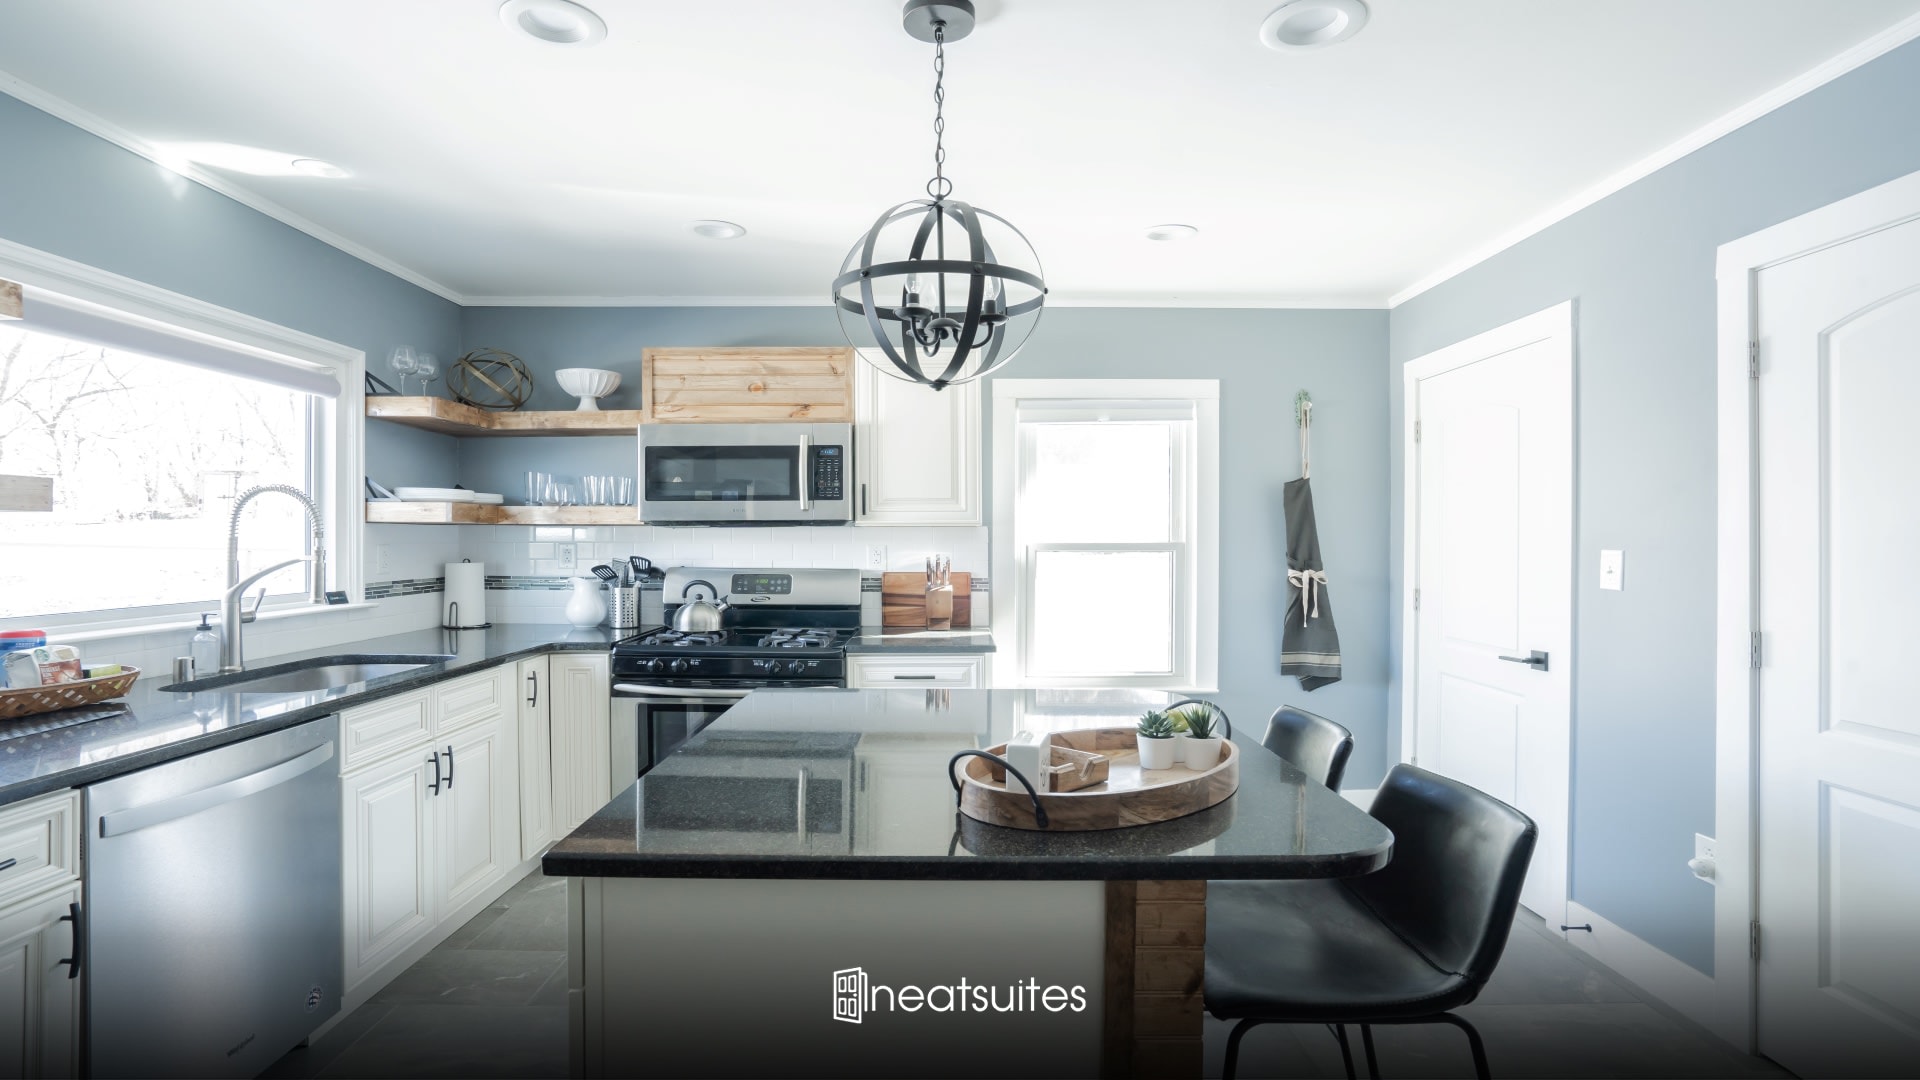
1414, 419, 1422, 443
1413, 587, 1421, 612
1749, 340, 1760, 379
1750, 920, 1761, 961
1750, 630, 1762, 669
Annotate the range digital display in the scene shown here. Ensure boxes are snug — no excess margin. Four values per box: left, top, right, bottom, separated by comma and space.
731, 573, 793, 595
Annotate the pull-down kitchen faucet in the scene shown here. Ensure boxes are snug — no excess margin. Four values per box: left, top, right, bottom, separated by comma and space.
219, 484, 326, 673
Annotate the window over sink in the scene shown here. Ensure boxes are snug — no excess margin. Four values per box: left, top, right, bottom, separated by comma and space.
992, 380, 1219, 690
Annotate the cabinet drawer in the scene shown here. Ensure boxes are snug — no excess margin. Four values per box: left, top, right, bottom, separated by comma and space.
0, 790, 79, 907
340, 689, 432, 772
435, 665, 512, 735
847, 655, 983, 689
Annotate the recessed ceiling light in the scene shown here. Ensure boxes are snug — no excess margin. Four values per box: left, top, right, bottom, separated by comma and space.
1146, 224, 1200, 242
1259, 0, 1369, 51
290, 158, 350, 179
499, 0, 607, 46
690, 220, 747, 240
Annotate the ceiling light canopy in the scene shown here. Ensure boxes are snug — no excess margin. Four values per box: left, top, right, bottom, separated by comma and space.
155, 142, 350, 179
1146, 224, 1199, 242
290, 158, 350, 179
1259, 0, 1369, 51
690, 220, 746, 240
498, 0, 607, 46
833, 1, 1046, 392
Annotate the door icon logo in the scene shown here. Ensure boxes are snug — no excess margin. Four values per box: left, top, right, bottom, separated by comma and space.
832, 967, 866, 1024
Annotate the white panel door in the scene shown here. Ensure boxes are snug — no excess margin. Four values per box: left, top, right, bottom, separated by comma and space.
0, 884, 80, 1079
550, 653, 611, 832
854, 351, 981, 525
437, 719, 518, 915
517, 656, 555, 860
1754, 214, 1920, 1076
342, 752, 433, 992
1409, 304, 1573, 923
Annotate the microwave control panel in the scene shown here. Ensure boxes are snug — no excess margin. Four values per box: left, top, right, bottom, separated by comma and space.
810, 444, 845, 500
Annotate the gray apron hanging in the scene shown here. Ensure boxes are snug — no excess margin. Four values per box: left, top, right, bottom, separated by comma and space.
1281, 476, 1341, 690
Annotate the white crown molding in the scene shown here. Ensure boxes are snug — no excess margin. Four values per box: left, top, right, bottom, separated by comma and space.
460, 292, 1390, 309
0, 69, 468, 305
1386, 10, 1920, 309
460, 294, 831, 307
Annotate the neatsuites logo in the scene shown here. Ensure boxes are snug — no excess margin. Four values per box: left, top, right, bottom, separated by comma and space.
831, 966, 1088, 1025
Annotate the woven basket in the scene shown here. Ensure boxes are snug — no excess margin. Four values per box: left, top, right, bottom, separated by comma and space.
0, 666, 140, 721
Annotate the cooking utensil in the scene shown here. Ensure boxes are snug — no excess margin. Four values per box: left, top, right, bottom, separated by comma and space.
589, 564, 619, 584
630, 556, 663, 582
672, 579, 730, 633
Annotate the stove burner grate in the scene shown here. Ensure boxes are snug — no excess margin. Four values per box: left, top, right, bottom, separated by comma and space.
761, 628, 841, 649
637, 629, 730, 648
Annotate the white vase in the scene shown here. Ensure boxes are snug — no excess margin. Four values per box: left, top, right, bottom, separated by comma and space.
1183, 736, 1225, 770
1137, 735, 1178, 770
565, 577, 607, 628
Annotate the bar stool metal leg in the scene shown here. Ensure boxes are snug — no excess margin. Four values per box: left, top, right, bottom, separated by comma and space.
1360, 1022, 1381, 1079
1330, 1023, 1358, 1080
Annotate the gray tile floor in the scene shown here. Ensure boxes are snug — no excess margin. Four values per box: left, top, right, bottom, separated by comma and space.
267, 875, 1791, 1079
263, 870, 569, 1080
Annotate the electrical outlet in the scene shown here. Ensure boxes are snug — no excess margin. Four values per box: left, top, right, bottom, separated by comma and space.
557, 543, 577, 570
373, 544, 391, 578
865, 545, 888, 571
1690, 833, 1719, 885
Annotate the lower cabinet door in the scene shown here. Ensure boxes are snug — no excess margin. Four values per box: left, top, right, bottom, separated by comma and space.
548, 653, 611, 833
0, 883, 80, 1079
516, 656, 554, 860
343, 752, 434, 993
437, 720, 519, 915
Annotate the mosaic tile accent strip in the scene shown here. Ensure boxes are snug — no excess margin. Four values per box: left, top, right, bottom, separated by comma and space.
484, 575, 575, 592
364, 577, 445, 599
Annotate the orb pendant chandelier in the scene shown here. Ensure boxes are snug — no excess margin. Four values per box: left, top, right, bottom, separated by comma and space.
833, 0, 1047, 391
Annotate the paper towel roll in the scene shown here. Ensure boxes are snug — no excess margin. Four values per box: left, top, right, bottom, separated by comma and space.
443, 560, 490, 629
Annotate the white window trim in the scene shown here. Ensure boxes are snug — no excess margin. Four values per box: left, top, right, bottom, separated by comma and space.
991, 378, 1219, 692
0, 235, 366, 634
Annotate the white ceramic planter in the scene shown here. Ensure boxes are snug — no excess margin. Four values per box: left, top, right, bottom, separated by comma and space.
1182, 736, 1225, 770
565, 576, 608, 627
1137, 735, 1179, 770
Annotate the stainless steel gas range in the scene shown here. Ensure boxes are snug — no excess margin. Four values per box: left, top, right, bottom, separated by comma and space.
608, 566, 863, 788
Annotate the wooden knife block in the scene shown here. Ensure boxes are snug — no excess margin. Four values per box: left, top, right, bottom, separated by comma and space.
880, 572, 972, 628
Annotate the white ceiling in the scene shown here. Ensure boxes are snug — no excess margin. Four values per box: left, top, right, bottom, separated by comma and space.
1, 1, 1917, 306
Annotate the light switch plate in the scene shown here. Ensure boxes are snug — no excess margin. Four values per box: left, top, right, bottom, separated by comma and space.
373, 544, 391, 578
1695, 833, 1717, 863
1600, 549, 1624, 591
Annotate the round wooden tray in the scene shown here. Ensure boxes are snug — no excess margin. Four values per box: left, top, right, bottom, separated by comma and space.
953, 727, 1239, 831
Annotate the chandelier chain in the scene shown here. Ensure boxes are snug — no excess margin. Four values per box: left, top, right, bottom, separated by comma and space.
928, 22, 951, 201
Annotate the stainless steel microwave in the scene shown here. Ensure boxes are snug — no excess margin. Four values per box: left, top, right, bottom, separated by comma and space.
638, 422, 853, 524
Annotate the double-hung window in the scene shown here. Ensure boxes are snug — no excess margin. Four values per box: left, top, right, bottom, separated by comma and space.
0, 260, 359, 628
992, 379, 1219, 690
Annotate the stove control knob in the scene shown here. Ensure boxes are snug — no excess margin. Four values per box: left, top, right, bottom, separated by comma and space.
642, 658, 664, 674
669, 658, 690, 674
785, 660, 806, 676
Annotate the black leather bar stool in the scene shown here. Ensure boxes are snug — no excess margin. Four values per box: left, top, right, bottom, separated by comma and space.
1205, 765, 1537, 1080
1261, 705, 1354, 792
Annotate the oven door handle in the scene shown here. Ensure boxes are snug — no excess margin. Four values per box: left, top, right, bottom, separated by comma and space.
613, 683, 755, 701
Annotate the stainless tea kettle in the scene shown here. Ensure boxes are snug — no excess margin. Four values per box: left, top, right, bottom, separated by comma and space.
672, 579, 729, 633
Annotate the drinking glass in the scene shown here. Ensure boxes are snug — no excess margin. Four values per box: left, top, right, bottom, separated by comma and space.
617, 477, 634, 506
553, 481, 576, 507
388, 346, 417, 395
526, 471, 551, 507
415, 353, 440, 397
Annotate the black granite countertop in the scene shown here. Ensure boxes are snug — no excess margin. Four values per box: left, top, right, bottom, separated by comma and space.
542, 688, 1391, 882
845, 628, 995, 654
0, 623, 623, 808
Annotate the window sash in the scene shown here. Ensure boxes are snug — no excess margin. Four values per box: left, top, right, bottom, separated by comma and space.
1021, 543, 1186, 681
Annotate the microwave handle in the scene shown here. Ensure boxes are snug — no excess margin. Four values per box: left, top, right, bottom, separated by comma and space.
797, 432, 811, 512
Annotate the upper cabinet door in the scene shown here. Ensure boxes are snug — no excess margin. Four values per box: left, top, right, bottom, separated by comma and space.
854, 354, 982, 525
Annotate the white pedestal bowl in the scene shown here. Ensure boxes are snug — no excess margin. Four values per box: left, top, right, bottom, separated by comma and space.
556, 367, 621, 411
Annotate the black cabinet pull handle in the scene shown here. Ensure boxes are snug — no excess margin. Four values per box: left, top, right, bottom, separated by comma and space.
58, 901, 81, 979
444, 745, 454, 789
893, 674, 938, 680
861, 484, 867, 516
428, 752, 442, 795
527, 670, 539, 708
0, 857, 16, 873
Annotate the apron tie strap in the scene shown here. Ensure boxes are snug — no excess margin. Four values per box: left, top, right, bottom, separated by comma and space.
1287, 568, 1328, 627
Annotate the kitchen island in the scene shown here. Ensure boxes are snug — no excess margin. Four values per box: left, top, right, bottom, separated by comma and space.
544, 688, 1393, 1078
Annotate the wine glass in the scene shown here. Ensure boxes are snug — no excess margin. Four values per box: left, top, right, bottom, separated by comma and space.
415, 353, 440, 398
388, 346, 417, 395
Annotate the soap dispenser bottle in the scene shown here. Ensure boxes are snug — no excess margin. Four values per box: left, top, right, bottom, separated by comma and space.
189, 614, 220, 676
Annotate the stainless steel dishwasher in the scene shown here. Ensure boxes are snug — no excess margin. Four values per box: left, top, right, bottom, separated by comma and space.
84, 716, 342, 1078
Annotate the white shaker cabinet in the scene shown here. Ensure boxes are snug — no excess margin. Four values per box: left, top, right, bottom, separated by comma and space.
548, 652, 611, 834
516, 656, 555, 860
853, 353, 981, 525
846, 653, 987, 689
436, 718, 519, 916
341, 749, 435, 992
0, 789, 80, 1079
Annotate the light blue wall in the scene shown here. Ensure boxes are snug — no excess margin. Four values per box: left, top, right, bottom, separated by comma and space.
462, 305, 1395, 780
0, 91, 463, 490
1388, 38, 1920, 975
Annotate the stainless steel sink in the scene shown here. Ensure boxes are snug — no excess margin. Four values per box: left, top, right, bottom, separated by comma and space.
160, 654, 455, 694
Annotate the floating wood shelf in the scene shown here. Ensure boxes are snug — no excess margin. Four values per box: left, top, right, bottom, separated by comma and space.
366, 501, 641, 526
365, 396, 646, 437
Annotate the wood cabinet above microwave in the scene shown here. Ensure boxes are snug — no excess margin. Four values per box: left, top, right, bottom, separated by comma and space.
639, 347, 853, 424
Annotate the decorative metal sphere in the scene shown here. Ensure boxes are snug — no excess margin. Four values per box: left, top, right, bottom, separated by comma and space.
833, 197, 1046, 390
449, 349, 533, 411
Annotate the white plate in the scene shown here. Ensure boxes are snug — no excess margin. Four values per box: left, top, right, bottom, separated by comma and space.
394, 488, 503, 504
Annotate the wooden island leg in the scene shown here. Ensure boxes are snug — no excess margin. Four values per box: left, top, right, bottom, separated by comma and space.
1104, 880, 1206, 1079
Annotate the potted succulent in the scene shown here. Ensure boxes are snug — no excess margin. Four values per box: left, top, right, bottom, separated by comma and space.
1136, 710, 1180, 770
1174, 701, 1226, 769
